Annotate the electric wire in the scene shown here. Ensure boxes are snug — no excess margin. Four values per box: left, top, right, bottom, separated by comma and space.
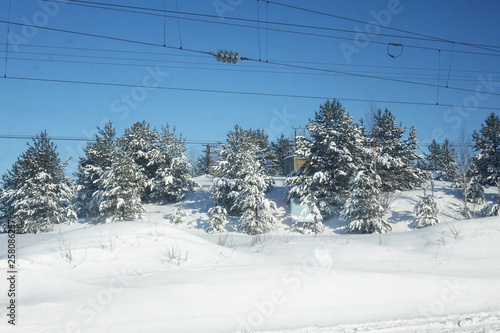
266, 0, 500, 53
43, 0, 500, 53
249, 59, 500, 97
3, 0, 12, 77
8, 55, 498, 82
1, 75, 499, 111
1, 41, 496, 76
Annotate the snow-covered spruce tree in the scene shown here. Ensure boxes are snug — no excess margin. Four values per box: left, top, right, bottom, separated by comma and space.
170, 205, 186, 224
212, 126, 277, 234
440, 138, 459, 181
482, 181, 500, 217
472, 112, 500, 185
150, 125, 194, 203
341, 168, 390, 233
285, 100, 364, 233
413, 188, 439, 228
119, 121, 161, 202
212, 126, 274, 214
195, 151, 216, 176
206, 205, 228, 234
93, 149, 146, 223
0, 131, 76, 233
75, 121, 116, 218
271, 134, 293, 175
467, 164, 485, 205
370, 108, 410, 191
424, 139, 442, 171
235, 163, 277, 235
401, 125, 428, 188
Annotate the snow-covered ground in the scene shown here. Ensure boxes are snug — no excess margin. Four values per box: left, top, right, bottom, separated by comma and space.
1, 176, 500, 332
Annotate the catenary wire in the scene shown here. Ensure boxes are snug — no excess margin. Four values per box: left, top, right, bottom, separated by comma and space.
43, 0, 500, 53
1, 75, 499, 110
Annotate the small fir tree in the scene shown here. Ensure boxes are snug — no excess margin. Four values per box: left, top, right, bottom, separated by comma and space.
413, 188, 439, 228
206, 205, 228, 234
481, 181, 500, 217
341, 168, 390, 234
170, 205, 186, 224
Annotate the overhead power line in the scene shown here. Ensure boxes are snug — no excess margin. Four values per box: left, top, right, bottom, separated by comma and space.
0, 19, 210, 56
2, 42, 498, 76
0, 17, 497, 95
266, 0, 500, 53
248, 59, 500, 97
8, 56, 498, 83
1, 75, 499, 111
43, 0, 500, 54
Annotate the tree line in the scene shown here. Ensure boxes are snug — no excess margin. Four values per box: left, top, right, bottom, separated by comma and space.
1, 100, 499, 234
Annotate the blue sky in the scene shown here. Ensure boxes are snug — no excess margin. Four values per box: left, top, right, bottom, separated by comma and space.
0, 0, 499, 176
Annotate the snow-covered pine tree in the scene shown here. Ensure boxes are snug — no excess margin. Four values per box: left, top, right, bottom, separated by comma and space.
170, 205, 186, 224
413, 188, 439, 228
467, 164, 485, 205
234, 162, 277, 235
195, 151, 216, 176
424, 139, 442, 171
472, 112, 500, 185
440, 138, 459, 181
119, 121, 161, 202
481, 181, 500, 217
424, 138, 458, 181
150, 125, 194, 203
212, 126, 277, 234
271, 134, 293, 175
94, 149, 146, 223
0, 131, 76, 233
285, 99, 364, 233
401, 125, 428, 189
75, 121, 116, 218
341, 168, 390, 233
371, 108, 408, 192
206, 205, 228, 234
212, 126, 275, 215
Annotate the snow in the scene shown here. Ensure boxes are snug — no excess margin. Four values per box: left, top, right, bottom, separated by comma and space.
1, 177, 500, 332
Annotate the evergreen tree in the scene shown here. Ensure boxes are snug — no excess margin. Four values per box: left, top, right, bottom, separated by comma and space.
120, 121, 161, 201
170, 205, 186, 224
440, 138, 459, 181
206, 205, 228, 234
271, 134, 293, 175
212, 126, 274, 214
212, 126, 277, 234
341, 168, 390, 233
150, 125, 194, 203
285, 99, 364, 233
481, 181, 500, 217
75, 121, 116, 217
371, 108, 408, 191
424, 139, 442, 171
413, 188, 439, 228
466, 164, 485, 205
401, 125, 428, 188
472, 112, 500, 185
195, 151, 216, 176
93, 150, 146, 223
0, 131, 76, 233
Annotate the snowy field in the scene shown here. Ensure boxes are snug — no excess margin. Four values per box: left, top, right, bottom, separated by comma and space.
1, 176, 500, 332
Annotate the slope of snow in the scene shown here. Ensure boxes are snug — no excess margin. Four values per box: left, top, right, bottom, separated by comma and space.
1, 178, 500, 332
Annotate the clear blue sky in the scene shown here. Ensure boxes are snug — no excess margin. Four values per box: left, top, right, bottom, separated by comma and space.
0, 0, 499, 177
